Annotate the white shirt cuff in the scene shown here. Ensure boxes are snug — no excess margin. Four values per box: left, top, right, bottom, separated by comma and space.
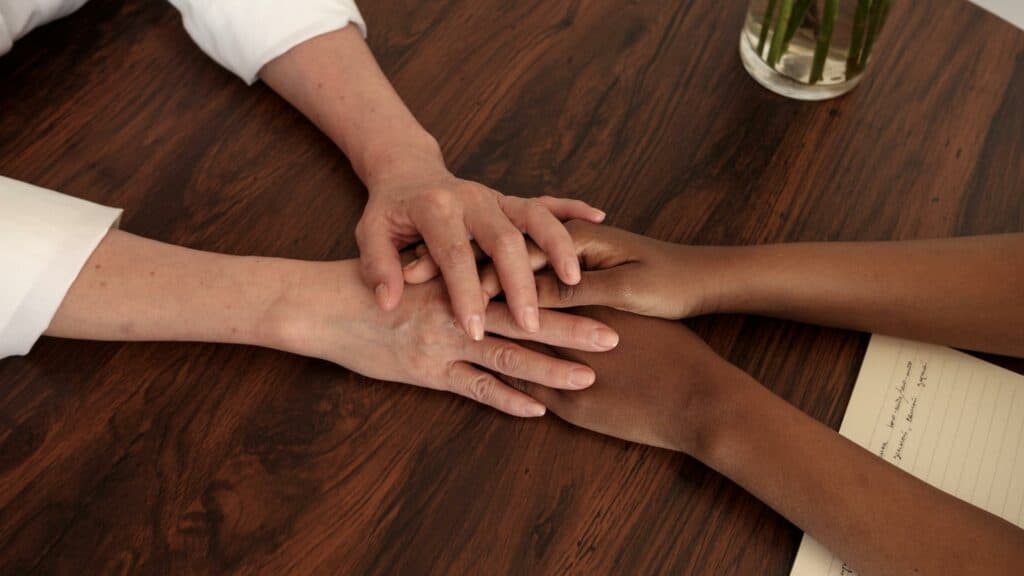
167, 0, 367, 85
0, 176, 122, 358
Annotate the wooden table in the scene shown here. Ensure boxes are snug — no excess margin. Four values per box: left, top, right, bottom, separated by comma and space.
2, 0, 1022, 573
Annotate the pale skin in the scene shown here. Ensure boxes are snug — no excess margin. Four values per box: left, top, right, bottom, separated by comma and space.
27, 24, 609, 412
45, 229, 620, 417
260, 26, 606, 340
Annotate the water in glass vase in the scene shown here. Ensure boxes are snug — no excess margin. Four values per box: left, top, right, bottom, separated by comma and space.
740, 0, 893, 100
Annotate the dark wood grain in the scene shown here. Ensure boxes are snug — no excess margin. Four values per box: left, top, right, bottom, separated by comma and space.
1, 0, 1022, 573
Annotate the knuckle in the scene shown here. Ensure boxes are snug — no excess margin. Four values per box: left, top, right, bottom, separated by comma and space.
420, 188, 457, 215
526, 197, 548, 214
525, 200, 553, 227
409, 352, 435, 376
494, 230, 526, 255
442, 241, 474, 267
354, 218, 373, 241
489, 344, 522, 373
467, 373, 493, 404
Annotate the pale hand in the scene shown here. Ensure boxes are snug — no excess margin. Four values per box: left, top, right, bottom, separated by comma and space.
267, 260, 620, 417
357, 146, 605, 340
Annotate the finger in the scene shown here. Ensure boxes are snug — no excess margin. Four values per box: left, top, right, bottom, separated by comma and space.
480, 240, 547, 299
413, 203, 486, 340
355, 220, 405, 311
404, 243, 485, 285
485, 302, 619, 352
403, 250, 441, 284
467, 209, 539, 333
491, 364, 565, 412
466, 337, 595, 391
500, 197, 582, 286
535, 267, 631, 310
448, 361, 546, 417
534, 195, 606, 223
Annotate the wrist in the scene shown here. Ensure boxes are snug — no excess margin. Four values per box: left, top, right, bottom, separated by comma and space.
679, 244, 768, 316
686, 367, 784, 478
356, 131, 445, 189
255, 259, 369, 361
662, 244, 754, 317
679, 363, 765, 461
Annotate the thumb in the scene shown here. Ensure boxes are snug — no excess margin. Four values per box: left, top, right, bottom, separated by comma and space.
356, 227, 405, 311
535, 267, 628, 310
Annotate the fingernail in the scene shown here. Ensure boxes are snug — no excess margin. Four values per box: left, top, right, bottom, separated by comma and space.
403, 257, 421, 270
593, 327, 619, 349
593, 210, 607, 222
563, 258, 581, 284
522, 306, 540, 333
569, 368, 595, 389
467, 315, 484, 341
375, 283, 390, 308
525, 403, 546, 417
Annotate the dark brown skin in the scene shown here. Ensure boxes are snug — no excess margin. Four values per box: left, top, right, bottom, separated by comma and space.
512, 307, 1024, 576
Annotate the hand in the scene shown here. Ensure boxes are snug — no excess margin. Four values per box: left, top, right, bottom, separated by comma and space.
355, 144, 605, 339
266, 260, 620, 418
504, 307, 750, 453
409, 220, 734, 320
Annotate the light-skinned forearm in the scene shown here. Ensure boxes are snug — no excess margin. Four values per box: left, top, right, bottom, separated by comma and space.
698, 374, 1024, 575
713, 234, 1024, 357
45, 229, 328, 349
259, 26, 440, 188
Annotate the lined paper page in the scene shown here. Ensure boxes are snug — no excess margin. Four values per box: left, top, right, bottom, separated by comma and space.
790, 334, 1024, 576
970, 0, 1024, 31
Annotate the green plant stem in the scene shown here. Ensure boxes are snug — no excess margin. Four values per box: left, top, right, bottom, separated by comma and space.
757, 0, 780, 56
846, 0, 872, 76
767, 0, 795, 67
782, 0, 814, 51
810, 0, 838, 83
859, 0, 891, 69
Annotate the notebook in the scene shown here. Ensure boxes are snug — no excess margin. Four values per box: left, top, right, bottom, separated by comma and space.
790, 334, 1024, 576
970, 0, 1024, 31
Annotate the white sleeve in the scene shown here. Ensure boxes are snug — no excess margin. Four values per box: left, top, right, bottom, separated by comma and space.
0, 176, 122, 358
166, 0, 366, 85
0, 0, 90, 55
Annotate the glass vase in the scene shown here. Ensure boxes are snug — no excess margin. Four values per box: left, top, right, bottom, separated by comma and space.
739, 0, 894, 100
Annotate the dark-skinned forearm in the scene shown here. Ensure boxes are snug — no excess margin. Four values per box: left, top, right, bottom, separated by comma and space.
698, 376, 1024, 575
714, 235, 1024, 357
